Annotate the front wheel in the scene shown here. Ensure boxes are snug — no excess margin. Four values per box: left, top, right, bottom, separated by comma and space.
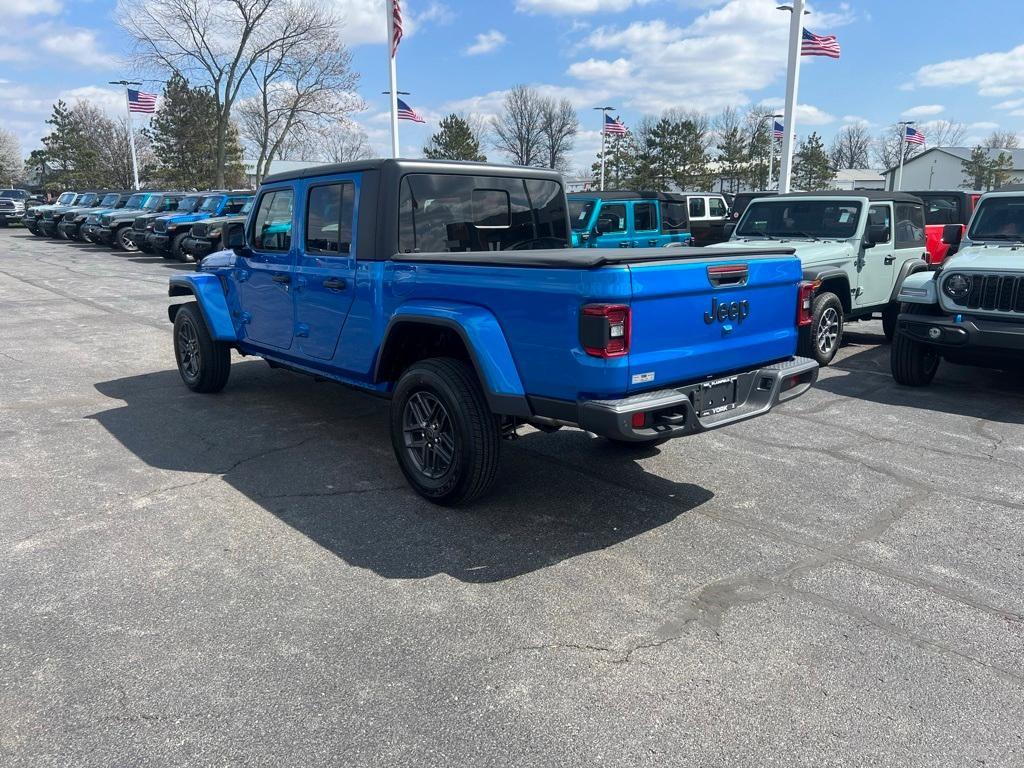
390, 358, 500, 505
882, 301, 899, 341
890, 305, 940, 386
173, 302, 231, 393
798, 291, 844, 366
116, 225, 137, 252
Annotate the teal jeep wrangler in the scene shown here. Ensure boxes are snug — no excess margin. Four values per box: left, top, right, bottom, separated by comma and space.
891, 188, 1024, 385
720, 191, 930, 365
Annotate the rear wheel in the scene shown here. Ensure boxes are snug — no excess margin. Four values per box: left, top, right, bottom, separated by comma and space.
173, 302, 231, 393
116, 225, 137, 252
890, 304, 940, 386
390, 358, 500, 505
798, 291, 844, 366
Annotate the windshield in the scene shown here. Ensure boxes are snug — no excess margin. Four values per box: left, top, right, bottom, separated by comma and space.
176, 196, 203, 213
568, 199, 596, 231
919, 194, 962, 226
0, 189, 27, 199
241, 198, 254, 214
77, 193, 99, 207
737, 200, 862, 239
57, 193, 76, 205
199, 195, 223, 213
100, 193, 121, 207
968, 198, 1024, 241
126, 194, 147, 209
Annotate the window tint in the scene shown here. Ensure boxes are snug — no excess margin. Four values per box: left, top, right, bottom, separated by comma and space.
398, 174, 568, 253
921, 195, 960, 226
708, 197, 727, 217
894, 202, 925, 248
689, 197, 706, 218
306, 183, 354, 255
597, 203, 626, 233
252, 189, 294, 251
634, 202, 657, 231
223, 197, 250, 215
738, 200, 863, 239
868, 205, 892, 243
662, 201, 688, 232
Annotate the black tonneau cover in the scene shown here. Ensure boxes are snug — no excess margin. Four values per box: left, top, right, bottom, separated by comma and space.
393, 246, 796, 269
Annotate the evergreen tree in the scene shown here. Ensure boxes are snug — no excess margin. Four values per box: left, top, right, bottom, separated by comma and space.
668, 116, 713, 192
38, 100, 92, 186
792, 132, 834, 190
962, 147, 1018, 190
716, 125, 748, 195
423, 114, 487, 161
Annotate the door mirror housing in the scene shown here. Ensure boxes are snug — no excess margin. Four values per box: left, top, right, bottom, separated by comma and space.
723, 222, 736, 239
941, 224, 963, 246
227, 226, 248, 254
865, 224, 890, 247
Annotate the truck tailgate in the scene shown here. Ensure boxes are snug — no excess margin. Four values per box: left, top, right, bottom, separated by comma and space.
626, 251, 801, 393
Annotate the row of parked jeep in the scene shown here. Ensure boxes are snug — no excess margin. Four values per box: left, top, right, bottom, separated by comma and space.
20, 189, 253, 262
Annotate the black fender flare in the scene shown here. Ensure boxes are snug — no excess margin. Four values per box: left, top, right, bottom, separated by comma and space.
890, 257, 930, 303
802, 267, 852, 312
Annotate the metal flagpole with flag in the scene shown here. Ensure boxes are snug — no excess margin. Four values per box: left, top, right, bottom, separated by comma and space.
111, 80, 156, 190
598, 111, 626, 191
896, 123, 924, 191
769, 119, 784, 190
386, 0, 403, 158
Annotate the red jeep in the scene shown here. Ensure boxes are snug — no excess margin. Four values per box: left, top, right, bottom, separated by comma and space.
910, 190, 981, 266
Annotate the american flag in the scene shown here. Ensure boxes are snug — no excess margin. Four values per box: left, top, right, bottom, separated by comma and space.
397, 98, 425, 123
801, 28, 841, 59
390, 0, 403, 58
904, 126, 926, 145
127, 89, 157, 114
603, 114, 628, 135
773, 120, 785, 140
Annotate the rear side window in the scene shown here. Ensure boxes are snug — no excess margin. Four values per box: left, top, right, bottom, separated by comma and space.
689, 197, 706, 218
398, 174, 568, 253
894, 202, 926, 248
708, 197, 727, 217
306, 183, 355, 255
633, 202, 657, 232
922, 195, 960, 226
223, 197, 250, 215
252, 189, 294, 251
662, 201, 688, 232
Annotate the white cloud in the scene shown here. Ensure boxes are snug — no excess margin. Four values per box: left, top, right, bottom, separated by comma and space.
516, 0, 653, 14
39, 27, 120, 69
0, 44, 30, 62
328, 0, 452, 47
6, 0, 61, 16
901, 104, 944, 118
567, 57, 632, 80
841, 115, 873, 127
465, 30, 507, 56
915, 44, 1024, 98
758, 100, 836, 126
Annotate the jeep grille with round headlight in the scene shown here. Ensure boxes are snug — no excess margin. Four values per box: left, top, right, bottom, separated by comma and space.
943, 272, 1024, 313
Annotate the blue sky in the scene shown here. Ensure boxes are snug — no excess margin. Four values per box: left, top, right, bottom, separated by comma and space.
2, 0, 1023, 171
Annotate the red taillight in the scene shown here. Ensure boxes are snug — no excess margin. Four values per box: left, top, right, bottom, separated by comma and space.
580, 303, 631, 358
797, 280, 817, 327
631, 412, 647, 428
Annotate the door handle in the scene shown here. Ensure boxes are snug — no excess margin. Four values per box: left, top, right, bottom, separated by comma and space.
884, 255, 896, 265
322, 277, 347, 290
618, 241, 630, 248
648, 239, 658, 247
271, 273, 291, 284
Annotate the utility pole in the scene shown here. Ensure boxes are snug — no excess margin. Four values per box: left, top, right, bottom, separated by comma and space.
593, 106, 615, 191
776, 1, 808, 193
110, 80, 142, 190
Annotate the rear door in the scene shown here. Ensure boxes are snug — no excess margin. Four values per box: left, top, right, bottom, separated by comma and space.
630, 200, 661, 247
236, 186, 296, 350
294, 177, 358, 360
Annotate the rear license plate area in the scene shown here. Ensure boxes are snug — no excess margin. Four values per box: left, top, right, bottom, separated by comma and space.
698, 377, 737, 416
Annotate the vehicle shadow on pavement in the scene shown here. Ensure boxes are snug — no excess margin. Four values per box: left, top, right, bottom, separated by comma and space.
819, 343, 1024, 424
91, 362, 713, 583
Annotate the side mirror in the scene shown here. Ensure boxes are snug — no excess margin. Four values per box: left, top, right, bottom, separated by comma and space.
723, 222, 736, 239
227, 226, 247, 253
594, 217, 613, 235
941, 224, 963, 246
865, 224, 890, 247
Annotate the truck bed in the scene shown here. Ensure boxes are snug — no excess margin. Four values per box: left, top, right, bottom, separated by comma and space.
393, 246, 796, 268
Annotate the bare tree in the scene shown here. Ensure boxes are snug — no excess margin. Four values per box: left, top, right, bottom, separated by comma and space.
0, 128, 21, 185
926, 119, 966, 147
492, 85, 545, 167
983, 130, 1021, 150
238, 1, 362, 183
315, 122, 374, 163
119, 0, 334, 187
538, 97, 578, 171
829, 123, 872, 169
873, 123, 925, 169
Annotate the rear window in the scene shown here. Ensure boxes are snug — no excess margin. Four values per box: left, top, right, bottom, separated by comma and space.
920, 195, 961, 226
634, 202, 657, 231
708, 197, 727, 217
662, 201, 688, 232
398, 174, 568, 253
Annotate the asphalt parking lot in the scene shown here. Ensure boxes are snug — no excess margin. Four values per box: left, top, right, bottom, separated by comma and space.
1, 226, 1022, 767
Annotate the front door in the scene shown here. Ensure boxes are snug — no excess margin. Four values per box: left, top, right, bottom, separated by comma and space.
591, 202, 630, 247
294, 179, 358, 361
856, 203, 896, 308
236, 187, 295, 349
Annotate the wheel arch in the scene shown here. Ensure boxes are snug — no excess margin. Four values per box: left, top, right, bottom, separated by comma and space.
167, 274, 238, 342
803, 267, 852, 314
890, 257, 931, 303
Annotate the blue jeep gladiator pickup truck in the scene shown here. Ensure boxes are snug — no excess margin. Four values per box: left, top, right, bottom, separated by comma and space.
168, 160, 818, 504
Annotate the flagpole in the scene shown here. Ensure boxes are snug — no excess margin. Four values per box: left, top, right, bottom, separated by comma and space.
386, 3, 400, 159
594, 106, 614, 191
111, 80, 141, 190
768, 135, 775, 191
777, 0, 805, 193
896, 121, 911, 191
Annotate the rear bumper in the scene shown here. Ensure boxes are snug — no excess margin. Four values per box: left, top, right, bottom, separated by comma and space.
897, 312, 1024, 352
536, 357, 818, 443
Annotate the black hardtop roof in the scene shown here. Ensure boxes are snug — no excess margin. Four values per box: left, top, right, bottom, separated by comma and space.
906, 189, 982, 196
262, 158, 565, 185
768, 190, 924, 204
567, 189, 722, 201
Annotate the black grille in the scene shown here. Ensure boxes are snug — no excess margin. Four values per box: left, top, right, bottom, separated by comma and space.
955, 273, 1023, 313
133, 216, 149, 231
154, 219, 167, 233
191, 222, 209, 238
0, 200, 14, 210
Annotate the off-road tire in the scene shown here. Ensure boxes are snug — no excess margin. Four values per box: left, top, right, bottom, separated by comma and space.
138, 238, 153, 253
390, 357, 500, 506
881, 301, 899, 341
890, 304, 940, 386
798, 291, 844, 367
116, 225, 137, 252
173, 302, 231, 393
171, 231, 190, 261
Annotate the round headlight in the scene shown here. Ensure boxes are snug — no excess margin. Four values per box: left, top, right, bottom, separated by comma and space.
208, 227, 222, 237
943, 273, 971, 301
